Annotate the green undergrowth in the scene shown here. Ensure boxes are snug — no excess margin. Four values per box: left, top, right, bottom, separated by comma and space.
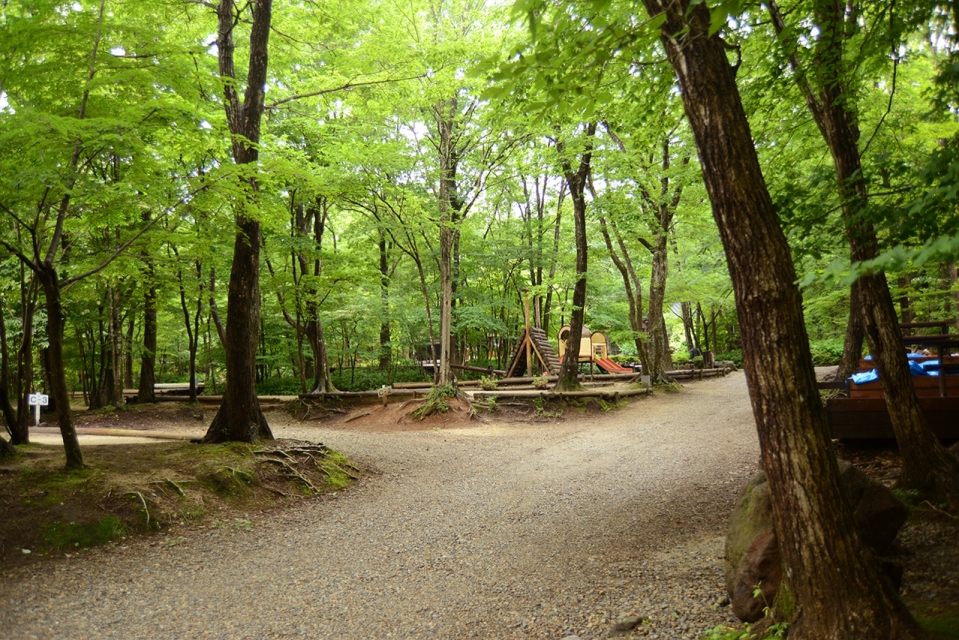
41, 516, 127, 551
702, 622, 787, 640
411, 384, 456, 419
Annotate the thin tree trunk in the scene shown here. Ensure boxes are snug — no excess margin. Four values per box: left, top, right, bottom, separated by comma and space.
378, 229, 392, 371
898, 274, 914, 326
37, 267, 83, 469
13, 276, 38, 444
124, 317, 135, 390
0, 298, 18, 437
555, 123, 596, 391
138, 274, 157, 403
208, 268, 226, 348
648, 238, 672, 379
837, 280, 864, 379
949, 262, 959, 332
599, 217, 651, 374
644, 0, 924, 635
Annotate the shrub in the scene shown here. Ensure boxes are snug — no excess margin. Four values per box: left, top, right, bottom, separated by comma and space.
809, 339, 844, 366
713, 350, 743, 365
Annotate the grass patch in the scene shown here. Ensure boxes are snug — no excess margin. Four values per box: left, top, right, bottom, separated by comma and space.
918, 607, 959, 639
41, 516, 127, 551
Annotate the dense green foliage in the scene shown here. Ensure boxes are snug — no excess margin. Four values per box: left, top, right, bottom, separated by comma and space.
0, 0, 956, 406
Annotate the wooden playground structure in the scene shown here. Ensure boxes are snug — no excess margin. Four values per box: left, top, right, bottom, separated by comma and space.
556, 325, 633, 374
824, 321, 959, 440
502, 290, 633, 378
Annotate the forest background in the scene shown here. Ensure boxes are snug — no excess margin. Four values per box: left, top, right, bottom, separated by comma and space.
0, 0, 956, 417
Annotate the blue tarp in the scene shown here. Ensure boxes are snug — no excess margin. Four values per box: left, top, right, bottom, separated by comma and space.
850, 361, 933, 385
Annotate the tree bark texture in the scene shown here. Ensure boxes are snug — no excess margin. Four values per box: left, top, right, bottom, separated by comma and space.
13, 277, 37, 444
0, 298, 19, 439
203, 0, 274, 444
555, 124, 596, 391
644, 0, 925, 636
37, 267, 83, 468
435, 97, 458, 387
647, 237, 672, 380
378, 229, 392, 372
837, 280, 864, 380
137, 274, 158, 403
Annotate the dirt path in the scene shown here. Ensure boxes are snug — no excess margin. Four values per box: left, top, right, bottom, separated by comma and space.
0, 373, 761, 640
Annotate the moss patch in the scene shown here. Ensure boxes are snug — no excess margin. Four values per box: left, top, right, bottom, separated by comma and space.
41, 516, 127, 551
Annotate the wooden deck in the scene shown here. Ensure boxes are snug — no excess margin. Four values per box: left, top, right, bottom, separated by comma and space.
828, 397, 959, 440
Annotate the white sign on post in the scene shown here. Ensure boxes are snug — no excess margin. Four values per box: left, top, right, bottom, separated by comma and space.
28, 393, 49, 426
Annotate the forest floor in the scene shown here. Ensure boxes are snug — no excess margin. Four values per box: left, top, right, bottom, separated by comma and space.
1, 371, 958, 639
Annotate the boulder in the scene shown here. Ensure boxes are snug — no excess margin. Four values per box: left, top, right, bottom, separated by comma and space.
724, 462, 908, 623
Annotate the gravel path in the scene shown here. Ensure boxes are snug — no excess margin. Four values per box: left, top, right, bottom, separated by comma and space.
0, 372, 761, 640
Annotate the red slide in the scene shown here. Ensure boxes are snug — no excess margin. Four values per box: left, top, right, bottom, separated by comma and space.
594, 357, 633, 374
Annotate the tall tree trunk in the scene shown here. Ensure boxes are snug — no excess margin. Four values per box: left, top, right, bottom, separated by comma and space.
644, 0, 925, 636
203, 0, 274, 444
898, 274, 914, 325
647, 238, 672, 380
837, 281, 865, 379
435, 97, 457, 387
208, 268, 226, 348
378, 229, 392, 372
138, 274, 157, 403
773, 0, 959, 503
175, 258, 202, 404
949, 262, 959, 332
555, 124, 596, 391
13, 276, 38, 444
680, 301, 695, 353
124, 318, 135, 390
0, 299, 18, 435
110, 284, 123, 405
599, 217, 651, 375
37, 267, 83, 469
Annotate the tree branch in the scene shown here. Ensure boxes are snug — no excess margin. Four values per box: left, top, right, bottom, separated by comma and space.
266, 74, 426, 110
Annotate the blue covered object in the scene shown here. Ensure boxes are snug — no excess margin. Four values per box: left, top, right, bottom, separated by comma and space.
849, 361, 931, 385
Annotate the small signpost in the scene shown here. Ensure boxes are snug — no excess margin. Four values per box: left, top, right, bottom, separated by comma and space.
28, 393, 48, 426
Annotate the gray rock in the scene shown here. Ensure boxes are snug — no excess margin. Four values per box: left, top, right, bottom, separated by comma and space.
561, 636, 583, 640
609, 616, 642, 635
724, 463, 908, 623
